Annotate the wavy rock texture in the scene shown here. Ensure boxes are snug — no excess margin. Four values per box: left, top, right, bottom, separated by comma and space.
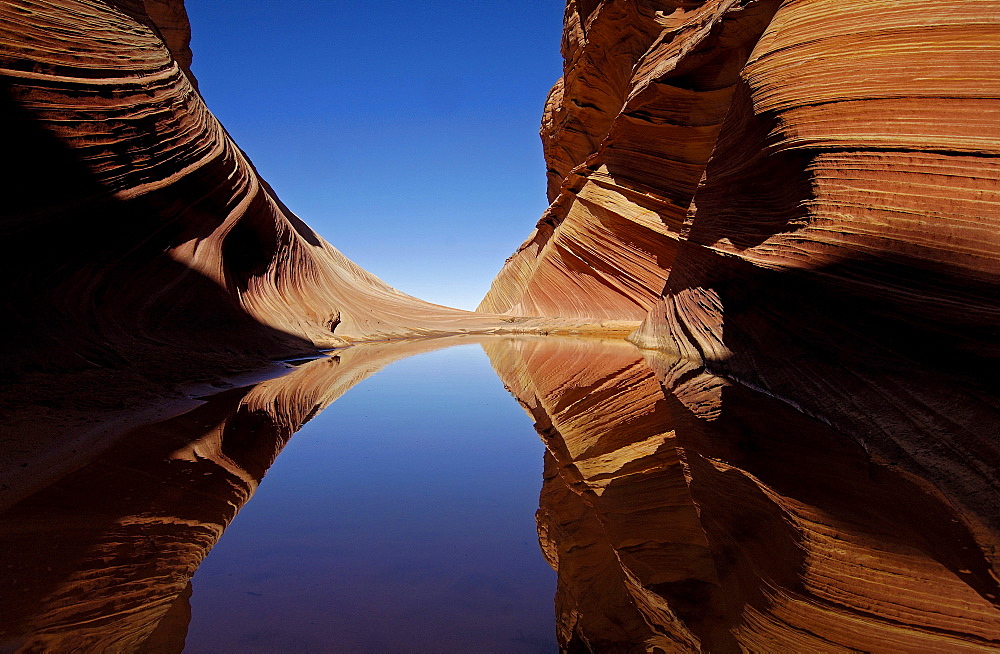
485, 0, 1000, 594
0, 0, 514, 384
0, 337, 468, 652
479, 0, 784, 319
628, 0, 1000, 580
485, 337, 1000, 652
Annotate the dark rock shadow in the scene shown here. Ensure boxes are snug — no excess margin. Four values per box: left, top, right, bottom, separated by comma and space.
683, 79, 814, 250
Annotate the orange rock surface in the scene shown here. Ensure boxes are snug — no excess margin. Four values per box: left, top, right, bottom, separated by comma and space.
629, 0, 1000, 581
486, 337, 1000, 651
486, 0, 1000, 329
480, 0, 785, 319
0, 0, 518, 383
485, 0, 1000, 593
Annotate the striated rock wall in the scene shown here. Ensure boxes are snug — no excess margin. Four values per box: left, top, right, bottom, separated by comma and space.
0, 0, 505, 383
631, 0, 1000, 365
628, 0, 1000, 573
485, 0, 1000, 583
486, 0, 1000, 332
479, 0, 784, 319
485, 337, 1000, 651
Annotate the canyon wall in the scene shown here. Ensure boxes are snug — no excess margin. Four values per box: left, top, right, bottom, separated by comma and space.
628, 0, 1000, 561
480, 0, 785, 319
484, 0, 1000, 332
485, 0, 1000, 583
0, 0, 503, 383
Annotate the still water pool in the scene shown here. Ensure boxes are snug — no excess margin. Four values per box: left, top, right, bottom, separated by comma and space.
2, 336, 998, 652
183, 343, 556, 652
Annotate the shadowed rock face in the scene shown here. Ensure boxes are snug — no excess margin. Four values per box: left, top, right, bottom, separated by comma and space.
2, 0, 576, 526
0, 338, 468, 652
0, 0, 511, 383
485, 337, 1000, 652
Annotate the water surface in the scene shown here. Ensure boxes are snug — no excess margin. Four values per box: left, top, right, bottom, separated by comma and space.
184, 343, 556, 652
1, 335, 998, 652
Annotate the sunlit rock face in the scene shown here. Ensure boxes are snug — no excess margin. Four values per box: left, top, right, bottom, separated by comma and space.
486, 337, 1000, 652
484, 0, 1000, 332
0, 338, 457, 651
479, 0, 784, 320
0, 0, 504, 381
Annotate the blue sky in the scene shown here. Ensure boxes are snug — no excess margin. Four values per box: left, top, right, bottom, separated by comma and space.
185, 1, 565, 309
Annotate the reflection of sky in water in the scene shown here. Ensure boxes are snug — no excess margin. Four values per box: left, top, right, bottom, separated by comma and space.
184, 343, 556, 653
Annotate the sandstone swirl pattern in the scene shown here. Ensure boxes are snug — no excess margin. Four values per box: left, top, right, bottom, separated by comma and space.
484, 0, 1000, 607
480, 0, 786, 320
0, 0, 508, 382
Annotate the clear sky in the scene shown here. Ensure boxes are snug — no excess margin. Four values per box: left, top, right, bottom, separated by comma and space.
185, 1, 565, 310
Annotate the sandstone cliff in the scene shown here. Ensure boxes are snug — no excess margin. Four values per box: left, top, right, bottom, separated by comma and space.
480, 0, 786, 320
482, 0, 1000, 328
0, 0, 512, 385
484, 0, 1000, 592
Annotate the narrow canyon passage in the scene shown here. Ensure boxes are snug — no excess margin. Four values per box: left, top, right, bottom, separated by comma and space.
1, 337, 997, 652
2, 1, 999, 652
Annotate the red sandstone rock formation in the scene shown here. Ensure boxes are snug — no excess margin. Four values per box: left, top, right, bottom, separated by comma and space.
480, 0, 784, 320
0, 0, 510, 384
3, 0, 593, 529
486, 337, 1000, 651
628, 0, 1000, 579
485, 0, 1000, 591
485, 0, 1000, 328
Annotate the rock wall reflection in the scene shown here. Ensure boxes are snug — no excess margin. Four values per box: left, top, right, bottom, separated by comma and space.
485, 337, 1000, 652
0, 338, 462, 652
3, 336, 999, 652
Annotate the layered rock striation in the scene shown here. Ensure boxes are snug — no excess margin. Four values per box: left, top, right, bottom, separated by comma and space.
2, 0, 578, 525
485, 0, 1000, 333
485, 0, 1000, 589
480, 0, 785, 320
628, 0, 1000, 579
0, 0, 510, 385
